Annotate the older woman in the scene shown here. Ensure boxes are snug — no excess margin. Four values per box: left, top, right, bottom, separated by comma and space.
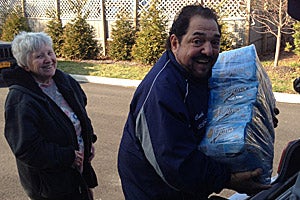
2, 32, 98, 200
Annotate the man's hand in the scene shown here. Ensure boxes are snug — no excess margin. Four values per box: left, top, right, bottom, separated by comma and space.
273, 107, 280, 128
226, 168, 271, 196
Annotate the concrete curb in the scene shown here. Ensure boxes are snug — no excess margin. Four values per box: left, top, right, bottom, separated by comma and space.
273, 92, 300, 104
71, 74, 141, 88
70, 74, 300, 104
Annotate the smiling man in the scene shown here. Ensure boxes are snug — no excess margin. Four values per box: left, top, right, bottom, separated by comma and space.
117, 4, 270, 200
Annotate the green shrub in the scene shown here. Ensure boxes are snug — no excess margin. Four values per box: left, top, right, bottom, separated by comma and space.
220, 22, 234, 52
1, 7, 31, 41
293, 22, 300, 56
284, 41, 293, 52
45, 10, 64, 57
209, 1, 234, 52
108, 11, 136, 60
61, 0, 100, 60
62, 15, 100, 60
132, 0, 168, 65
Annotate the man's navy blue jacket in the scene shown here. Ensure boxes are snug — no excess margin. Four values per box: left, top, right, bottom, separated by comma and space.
118, 50, 231, 199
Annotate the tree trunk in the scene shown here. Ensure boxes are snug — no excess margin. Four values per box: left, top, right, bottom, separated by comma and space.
100, 0, 106, 56
274, 28, 281, 67
274, 0, 283, 68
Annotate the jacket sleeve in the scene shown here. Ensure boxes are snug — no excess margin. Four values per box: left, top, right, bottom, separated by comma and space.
4, 90, 75, 170
68, 76, 97, 143
135, 81, 231, 195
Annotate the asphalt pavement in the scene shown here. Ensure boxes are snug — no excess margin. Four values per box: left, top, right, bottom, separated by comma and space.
0, 75, 299, 200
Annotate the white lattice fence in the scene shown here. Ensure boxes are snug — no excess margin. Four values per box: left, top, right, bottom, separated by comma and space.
0, 0, 252, 55
0, 0, 22, 15
105, 0, 134, 20
0, 0, 248, 21
203, 0, 247, 19
25, 0, 57, 18
0, 0, 22, 10
59, 0, 103, 20
0, 0, 249, 26
60, 0, 75, 19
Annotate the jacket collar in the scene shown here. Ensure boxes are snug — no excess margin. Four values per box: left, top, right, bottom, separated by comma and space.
3, 66, 71, 95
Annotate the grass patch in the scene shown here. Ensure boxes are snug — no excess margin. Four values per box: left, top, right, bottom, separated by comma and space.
57, 52, 300, 94
58, 60, 151, 80
260, 52, 300, 94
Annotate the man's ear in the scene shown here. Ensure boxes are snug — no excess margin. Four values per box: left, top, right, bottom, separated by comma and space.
170, 34, 179, 53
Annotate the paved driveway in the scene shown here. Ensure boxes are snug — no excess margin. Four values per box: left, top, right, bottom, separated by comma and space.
0, 83, 300, 200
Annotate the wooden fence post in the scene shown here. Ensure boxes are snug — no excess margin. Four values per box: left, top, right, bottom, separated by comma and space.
100, 0, 107, 56
133, 0, 138, 28
21, 0, 26, 17
56, 0, 61, 19
245, 0, 251, 45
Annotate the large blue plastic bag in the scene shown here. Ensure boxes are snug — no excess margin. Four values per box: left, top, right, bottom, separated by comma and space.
199, 45, 276, 184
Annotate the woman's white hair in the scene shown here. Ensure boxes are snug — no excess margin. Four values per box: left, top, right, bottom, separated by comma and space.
11, 32, 53, 68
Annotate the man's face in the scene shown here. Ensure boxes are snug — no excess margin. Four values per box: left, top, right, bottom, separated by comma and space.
171, 15, 221, 79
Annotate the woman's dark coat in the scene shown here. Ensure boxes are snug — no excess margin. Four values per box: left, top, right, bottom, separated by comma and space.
3, 67, 98, 199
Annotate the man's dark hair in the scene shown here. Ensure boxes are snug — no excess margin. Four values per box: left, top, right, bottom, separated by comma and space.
166, 4, 221, 50
288, 0, 300, 20
294, 77, 300, 93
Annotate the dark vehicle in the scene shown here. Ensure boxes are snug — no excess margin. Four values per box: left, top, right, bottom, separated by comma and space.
248, 53, 300, 200
227, 139, 300, 200
229, 82, 300, 200
0, 41, 17, 84
248, 139, 300, 200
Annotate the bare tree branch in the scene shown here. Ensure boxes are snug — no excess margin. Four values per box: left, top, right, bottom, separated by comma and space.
249, 0, 294, 67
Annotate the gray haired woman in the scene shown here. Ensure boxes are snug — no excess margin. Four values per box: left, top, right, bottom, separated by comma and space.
2, 31, 98, 200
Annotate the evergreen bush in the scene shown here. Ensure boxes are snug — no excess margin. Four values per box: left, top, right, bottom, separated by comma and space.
62, 15, 100, 60
210, 1, 234, 52
108, 11, 136, 60
293, 22, 300, 56
220, 23, 234, 52
1, 7, 31, 41
45, 10, 64, 57
61, 0, 100, 60
131, 0, 168, 65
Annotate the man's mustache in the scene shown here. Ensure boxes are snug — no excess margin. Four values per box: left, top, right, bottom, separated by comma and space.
194, 54, 214, 62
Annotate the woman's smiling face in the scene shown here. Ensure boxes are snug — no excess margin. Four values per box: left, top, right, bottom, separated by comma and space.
26, 44, 57, 84
170, 15, 221, 79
